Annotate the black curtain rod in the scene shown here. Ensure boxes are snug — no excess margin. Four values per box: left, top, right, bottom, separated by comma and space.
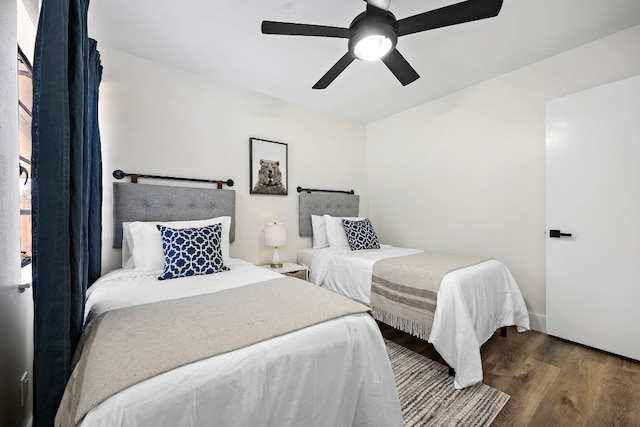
296, 186, 354, 195
113, 169, 234, 189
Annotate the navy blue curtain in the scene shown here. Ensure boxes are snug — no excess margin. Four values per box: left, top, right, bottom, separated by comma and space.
87, 39, 103, 285
31, 0, 102, 424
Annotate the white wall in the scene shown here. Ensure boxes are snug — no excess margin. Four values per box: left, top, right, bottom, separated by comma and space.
367, 25, 640, 332
99, 47, 368, 273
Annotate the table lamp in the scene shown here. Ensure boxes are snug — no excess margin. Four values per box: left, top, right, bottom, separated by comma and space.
265, 222, 286, 268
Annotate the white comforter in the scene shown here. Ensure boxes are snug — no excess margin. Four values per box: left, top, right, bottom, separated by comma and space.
79, 259, 402, 427
301, 246, 530, 389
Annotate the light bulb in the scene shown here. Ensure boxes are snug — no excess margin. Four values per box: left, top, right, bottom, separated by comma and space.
353, 34, 392, 61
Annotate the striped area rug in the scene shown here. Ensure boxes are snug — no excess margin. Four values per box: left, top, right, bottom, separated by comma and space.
385, 339, 509, 427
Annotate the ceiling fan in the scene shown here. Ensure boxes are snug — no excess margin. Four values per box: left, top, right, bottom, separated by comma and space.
261, 0, 504, 89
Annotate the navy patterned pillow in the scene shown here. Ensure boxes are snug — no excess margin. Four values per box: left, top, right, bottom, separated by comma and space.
341, 218, 381, 251
156, 223, 229, 280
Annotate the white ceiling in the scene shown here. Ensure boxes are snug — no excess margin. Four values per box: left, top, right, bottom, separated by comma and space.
88, 0, 640, 123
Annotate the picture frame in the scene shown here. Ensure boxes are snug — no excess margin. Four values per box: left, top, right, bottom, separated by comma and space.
249, 138, 288, 195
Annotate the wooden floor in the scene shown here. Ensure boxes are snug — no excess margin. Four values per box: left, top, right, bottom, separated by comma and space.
378, 322, 640, 427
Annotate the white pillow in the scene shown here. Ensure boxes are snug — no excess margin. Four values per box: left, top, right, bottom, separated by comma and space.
323, 215, 364, 248
129, 216, 231, 272
311, 215, 329, 249
121, 222, 135, 269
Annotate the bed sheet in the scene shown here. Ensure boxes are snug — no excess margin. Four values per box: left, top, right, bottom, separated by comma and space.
298, 246, 530, 389
84, 258, 281, 324
78, 261, 402, 426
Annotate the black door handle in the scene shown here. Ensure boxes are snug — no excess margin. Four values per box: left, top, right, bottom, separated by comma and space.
549, 229, 572, 238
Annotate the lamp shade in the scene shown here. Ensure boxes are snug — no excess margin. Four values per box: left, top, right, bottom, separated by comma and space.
265, 222, 286, 247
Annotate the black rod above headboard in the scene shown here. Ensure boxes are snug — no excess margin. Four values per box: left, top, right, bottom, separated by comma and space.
113, 169, 234, 189
296, 186, 354, 195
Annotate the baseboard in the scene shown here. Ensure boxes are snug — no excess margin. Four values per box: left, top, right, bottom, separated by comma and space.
527, 311, 546, 333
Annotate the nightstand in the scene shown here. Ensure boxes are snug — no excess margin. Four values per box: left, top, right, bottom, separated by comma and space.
259, 262, 308, 281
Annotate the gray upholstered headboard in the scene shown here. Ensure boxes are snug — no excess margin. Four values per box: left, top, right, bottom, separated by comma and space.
113, 182, 236, 248
299, 192, 360, 237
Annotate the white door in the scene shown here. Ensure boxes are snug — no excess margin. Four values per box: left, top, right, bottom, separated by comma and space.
546, 75, 640, 361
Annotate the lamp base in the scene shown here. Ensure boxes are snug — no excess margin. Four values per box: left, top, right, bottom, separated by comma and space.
270, 246, 283, 269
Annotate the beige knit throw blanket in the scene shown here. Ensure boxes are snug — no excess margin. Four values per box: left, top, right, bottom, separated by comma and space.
55, 276, 370, 427
371, 251, 490, 341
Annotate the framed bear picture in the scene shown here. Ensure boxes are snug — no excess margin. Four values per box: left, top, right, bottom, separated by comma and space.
249, 138, 288, 195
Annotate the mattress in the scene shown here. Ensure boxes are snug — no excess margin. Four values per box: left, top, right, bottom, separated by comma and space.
298, 246, 530, 389
72, 259, 403, 426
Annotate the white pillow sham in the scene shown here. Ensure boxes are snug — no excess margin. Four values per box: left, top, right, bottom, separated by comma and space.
323, 214, 364, 248
311, 215, 329, 249
129, 216, 231, 272
121, 222, 135, 269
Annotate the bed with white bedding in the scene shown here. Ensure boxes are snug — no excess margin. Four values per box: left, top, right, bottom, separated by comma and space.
54, 183, 402, 427
298, 246, 529, 389
297, 192, 530, 389
60, 261, 401, 427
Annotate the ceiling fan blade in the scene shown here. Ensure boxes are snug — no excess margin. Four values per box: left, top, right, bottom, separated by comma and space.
262, 21, 350, 38
381, 49, 419, 86
313, 52, 355, 89
396, 0, 503, 37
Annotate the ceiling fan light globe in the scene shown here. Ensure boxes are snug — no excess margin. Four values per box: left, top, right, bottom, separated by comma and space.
353, 35, 392, 61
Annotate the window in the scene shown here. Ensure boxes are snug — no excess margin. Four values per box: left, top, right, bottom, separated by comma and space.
18, 46, 32, 267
